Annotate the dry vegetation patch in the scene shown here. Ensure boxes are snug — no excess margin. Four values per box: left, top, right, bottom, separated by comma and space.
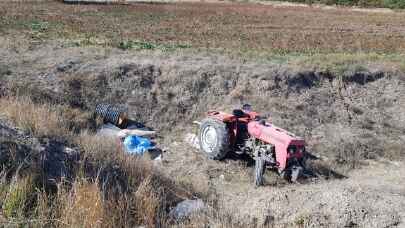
0, 96, 199, 227
0, 97, 71, 139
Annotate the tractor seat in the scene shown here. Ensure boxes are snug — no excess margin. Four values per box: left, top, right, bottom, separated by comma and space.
232, 109, 247, 118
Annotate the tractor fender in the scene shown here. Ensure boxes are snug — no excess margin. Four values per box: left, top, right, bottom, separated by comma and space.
248, 121, 290, 170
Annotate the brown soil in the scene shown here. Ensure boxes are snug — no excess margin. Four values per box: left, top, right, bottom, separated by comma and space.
1, 1, 405, 53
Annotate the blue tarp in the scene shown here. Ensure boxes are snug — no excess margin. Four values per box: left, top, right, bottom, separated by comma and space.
123, 135, 154, 155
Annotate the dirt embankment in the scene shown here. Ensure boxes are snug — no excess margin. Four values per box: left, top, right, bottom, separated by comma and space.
1, 44, 405, 227
2, 45, 404, 164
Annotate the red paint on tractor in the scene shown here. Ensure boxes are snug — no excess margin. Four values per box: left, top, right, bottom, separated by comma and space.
207, 109, 305, 171
247, 121, 305, 170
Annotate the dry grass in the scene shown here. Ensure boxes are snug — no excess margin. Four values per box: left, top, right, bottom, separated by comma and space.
0, 97, 71, 138
289, 52, 405, 73
61, 180, 104, 228
2, 176, 34, 220
0, 94, 254, 227
73, 132, 193, 227
0, 95, 99, 138
134, 176, 166, 227
0, 95, 196, 227
1, 1, 405, 54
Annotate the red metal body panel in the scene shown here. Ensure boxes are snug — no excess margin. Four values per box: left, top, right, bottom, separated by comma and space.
248, 121, 305, 170
206, 109, 305, 171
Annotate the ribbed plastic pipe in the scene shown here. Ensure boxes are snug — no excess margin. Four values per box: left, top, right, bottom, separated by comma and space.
95, 103, 128, 127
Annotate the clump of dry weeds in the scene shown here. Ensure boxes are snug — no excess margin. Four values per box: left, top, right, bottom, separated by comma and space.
0, 95, 202, 227
0, 94, 254, 227
0, 97, 70, 138
0, 96, 98, 139
61, 180, 104, 228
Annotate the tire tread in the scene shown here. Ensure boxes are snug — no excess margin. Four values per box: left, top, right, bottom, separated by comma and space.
199, 118, 230, 160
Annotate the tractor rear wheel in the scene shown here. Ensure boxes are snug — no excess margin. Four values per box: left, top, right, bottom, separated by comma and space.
255, 155, 265, 186
199, 118, 230, 160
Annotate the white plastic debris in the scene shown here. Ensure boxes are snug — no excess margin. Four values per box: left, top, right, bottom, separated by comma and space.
117, 128, 156, 139
97, 123, 155, 139
184, 133, 200, 149
96, 123, 121, 138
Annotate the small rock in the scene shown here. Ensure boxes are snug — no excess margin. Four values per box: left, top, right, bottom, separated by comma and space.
63, 147, 76, 155
169, 199, 205, 220
56, 59, 80, 72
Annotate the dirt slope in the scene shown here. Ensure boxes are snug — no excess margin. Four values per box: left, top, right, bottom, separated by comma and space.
2, 43, 404, 160
168, 139, 405, 227
222, 160, 405, 227
1, 43, 405, 227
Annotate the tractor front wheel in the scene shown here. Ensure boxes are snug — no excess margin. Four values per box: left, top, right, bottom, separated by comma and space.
199, 118, 230, 160
255, 155, 265, 186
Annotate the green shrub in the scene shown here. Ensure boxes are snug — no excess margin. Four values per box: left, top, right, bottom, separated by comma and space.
118, 40, 156, 50
3, 178, 34, 219
0, 181, 7, 206
383, 0, 405, 8
30, 20, 48, 32
118, 40, 191, 51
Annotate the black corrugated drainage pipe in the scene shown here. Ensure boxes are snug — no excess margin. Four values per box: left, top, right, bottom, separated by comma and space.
95, 103, 128, 128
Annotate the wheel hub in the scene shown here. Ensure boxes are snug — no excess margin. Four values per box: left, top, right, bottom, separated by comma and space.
201, 126, 217, 153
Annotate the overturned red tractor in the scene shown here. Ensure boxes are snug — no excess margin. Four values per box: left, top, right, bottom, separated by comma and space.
198, 105, 306, 186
